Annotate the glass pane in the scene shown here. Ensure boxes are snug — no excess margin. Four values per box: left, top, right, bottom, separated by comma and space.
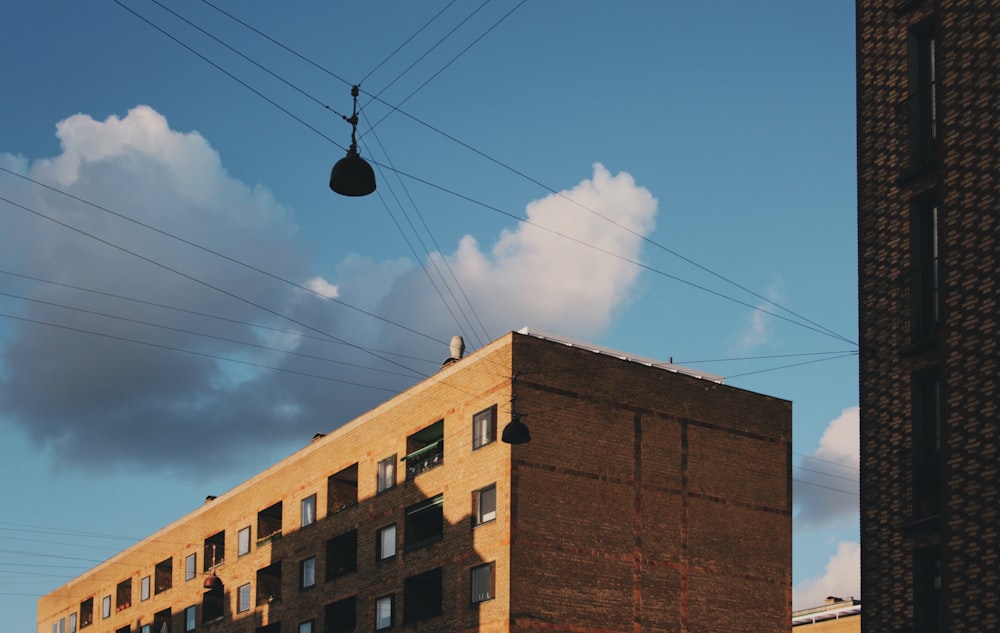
380, 525, 396, 559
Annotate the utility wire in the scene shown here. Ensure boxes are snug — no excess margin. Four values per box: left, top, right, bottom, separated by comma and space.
359, 0, 462, 85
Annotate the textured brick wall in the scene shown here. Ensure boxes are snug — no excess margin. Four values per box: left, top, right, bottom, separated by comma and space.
857, 1, 999, 631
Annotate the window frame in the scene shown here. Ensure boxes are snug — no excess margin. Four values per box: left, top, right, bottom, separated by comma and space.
301, 493, 317, 528
140, 575, 151, 602
472, 405, 497, 450
184, 605, 196, 632
470, 562, 495, 604
185, 553, 197, 581
238, 526, 252, 557
102, 596, 111, 620
300, 556, 317, 590
376, 523, 397, 561
404, 494, 444, 551
237, 583, 252, 613
474, 484, 497, 526
298, 621, 314, 633
374, 594, 394, 631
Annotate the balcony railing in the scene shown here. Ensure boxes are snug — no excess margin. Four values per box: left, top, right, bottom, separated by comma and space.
404, 440, 444, 480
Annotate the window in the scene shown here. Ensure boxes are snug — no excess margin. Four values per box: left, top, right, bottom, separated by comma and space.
256, 562, 282, 605
376, 524, 396, 561
300, 556, 316, 589
474, 484, 497, 526
115, 627, 130, 633
116, 578, 132, 611
257, 501, 283, 544
153, 609, 171, 633
256, 625, 280, 633
914, 547, 942, 633
325, 530, 358, 579
327, 463, 358, 513
185, 553, 197, 581
185, 605, 196, 632
203, 580, 224, 623
69, 614, 77, 633
906, 194, 940, 342
403, 568, 443, 623
471, 563, 495, 603
904, 21, 937, 169
102, 596, 111, 619
404, 420, 444, 480
301, 494, 317, 527
374, 595, 394, 631
141, 626, 150, 633
298, 622, 313, 633
140, 575, 150, 601
405, 494, 444, 550
80, 598, 93, 628
911, 367, 942, 518
60, 618, 66, 633
203, 531, 225, 571
324, 596, 356, 633
238, 526, 252, 556
237, 583, 252, 613
472, 406, 497, 449
377, 456, 396, 493
155, 558, 173, 594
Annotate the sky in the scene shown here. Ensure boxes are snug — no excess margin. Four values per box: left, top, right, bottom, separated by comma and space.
0, 2, 860, 629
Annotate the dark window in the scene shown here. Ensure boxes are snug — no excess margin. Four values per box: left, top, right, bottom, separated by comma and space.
155, 558, 173, 594
471, 563, 494, 603
80, 598, 94, 628
376, 524, 396, 561
116, 627, 131, 633
116, 578, 132, 611
374, 595, 393, 631
908, 194, 939, 342
324, 596, 357, 633
203, 531, 225, 571
325, 530, 358, 580
256, 624, 281, 633
300, 557, 317, 589
328, 463, 358, 513
472, 406, 497, 449
914, 547, 942, 633
202, 583, 224, 622
256, 562, 282, 605
474, 485, 496, 526
911, 367, 941, 518
404, 421, 444, 480
904, 21, 937, 169
405, 495, 444, 550
257, 501, 283, 544
403, 568, 443, 623
377, 456, 396, 493
153, 608, 171, 633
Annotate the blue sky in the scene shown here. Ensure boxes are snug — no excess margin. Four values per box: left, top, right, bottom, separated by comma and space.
1, 2, 859, 629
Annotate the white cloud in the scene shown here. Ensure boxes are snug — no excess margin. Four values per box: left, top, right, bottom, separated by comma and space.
794, 406, 860, 527
793, 540, 860, 610
306, 276, 339, 299
732, 278, 784, 352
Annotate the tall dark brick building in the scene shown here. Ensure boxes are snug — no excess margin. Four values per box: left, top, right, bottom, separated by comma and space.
38, 330, 791, 633
857, 1, 999, 632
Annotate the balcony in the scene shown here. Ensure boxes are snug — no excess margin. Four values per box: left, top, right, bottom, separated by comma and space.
404, 420, 444, 481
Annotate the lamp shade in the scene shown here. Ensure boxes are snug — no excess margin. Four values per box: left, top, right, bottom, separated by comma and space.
203, 574, 223, 591
329, 147, 376, 197
501, 414, 531, 444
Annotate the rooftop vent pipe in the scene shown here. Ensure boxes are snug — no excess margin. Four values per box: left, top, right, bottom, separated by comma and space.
442, 336, 465, 368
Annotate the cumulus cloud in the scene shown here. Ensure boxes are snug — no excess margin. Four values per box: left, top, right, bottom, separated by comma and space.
793, 541, 860, 610
794, 406, 860, 527
732, 278, 784, 352
0, 108, 658, 476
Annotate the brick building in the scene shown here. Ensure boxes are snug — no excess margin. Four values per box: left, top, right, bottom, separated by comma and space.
857, 1, 999, 632
793, 597, 861, 633
38, 329, 791, 633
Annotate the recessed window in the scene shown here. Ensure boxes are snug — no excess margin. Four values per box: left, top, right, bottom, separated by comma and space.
256, 562, 282, 605
471, 563, 495, 603
153, 609, 171, 633
404, 420, 444, 480
328, 463, 358, 513
141, 626, 150, 633
237, 583, 252, 613
376, 524, 397, 561
325, 596, 356, 633
202, 581, 224, 623
185, 605, 196, 631
375, 595, 394, 631
257, 501, 283, 545
185, 553, 197, 581
298, 621, 313, 633
300, 556, 317, 589
102, 596, 111, 619
474, 484, 497, 526
155, 558, 172, 594
473, 406, 497, 449
325, 529, 358, 579
203, 531, 225, 571
377, 456, 396, 493
301, 494, 317, 527
140, 575, 150, 601
403, 567, 443, 623
69, 614, 77, 633
116, 578, 132, 611
79, 598, 93, 628
238, 526, 252, 556
115, 626, 130, 633
405, 494, 444, 551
